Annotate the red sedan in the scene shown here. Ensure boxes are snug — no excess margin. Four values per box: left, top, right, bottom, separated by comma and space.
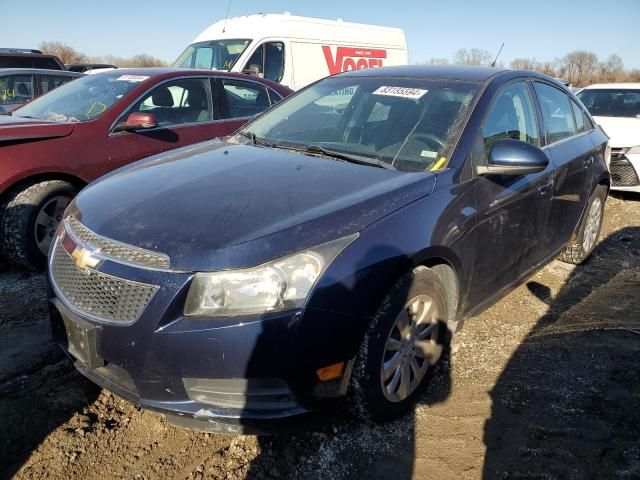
0, 68, 292, 269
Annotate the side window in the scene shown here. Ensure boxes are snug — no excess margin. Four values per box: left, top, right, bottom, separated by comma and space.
533, 82, 577, 144
0, 74, 34, 104
482, 81, 539, 154
40, 75, 74, 95
221, 79, 271, 119
570, 99, 585, 134
244, 42, 285, 83
130, 78, 213, 127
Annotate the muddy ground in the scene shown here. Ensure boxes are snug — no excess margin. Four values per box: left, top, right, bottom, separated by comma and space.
1, 193, 639, 480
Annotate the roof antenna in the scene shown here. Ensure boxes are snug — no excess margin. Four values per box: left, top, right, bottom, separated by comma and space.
222, 0, 232, 33
491, 42, 504, 67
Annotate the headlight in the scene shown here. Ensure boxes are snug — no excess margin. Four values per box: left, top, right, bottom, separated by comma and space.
627, 146, 640, 155
184, 234, 357, 317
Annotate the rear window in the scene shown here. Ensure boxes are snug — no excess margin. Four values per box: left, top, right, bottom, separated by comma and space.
577, 89, 640, 118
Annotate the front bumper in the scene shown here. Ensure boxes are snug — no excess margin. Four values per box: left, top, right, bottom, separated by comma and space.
47, 259, 358, 433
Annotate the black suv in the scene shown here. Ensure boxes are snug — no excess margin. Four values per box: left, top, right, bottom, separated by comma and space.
0, 48, 65, 70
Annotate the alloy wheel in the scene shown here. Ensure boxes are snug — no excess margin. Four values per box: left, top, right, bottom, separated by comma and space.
380, 294, 443, 403
34, 195, 71, 255
582, 197, 602, 254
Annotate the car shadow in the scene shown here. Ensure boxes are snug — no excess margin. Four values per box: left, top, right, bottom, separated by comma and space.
240, 246, 453, 479
483, 225, 640, 478
0, 270, 101, 480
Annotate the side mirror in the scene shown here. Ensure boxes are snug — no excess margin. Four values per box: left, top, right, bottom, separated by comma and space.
476, 138, 549, 176
114, 112, 157, 132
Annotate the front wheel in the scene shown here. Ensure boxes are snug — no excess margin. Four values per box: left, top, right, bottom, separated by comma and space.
559, 185, 606, 265
350, 266, 451, 421
1, 180, 77, 270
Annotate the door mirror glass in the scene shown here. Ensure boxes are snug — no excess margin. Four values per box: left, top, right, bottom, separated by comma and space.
114, 112, 157, 132
476, 138, 549, 176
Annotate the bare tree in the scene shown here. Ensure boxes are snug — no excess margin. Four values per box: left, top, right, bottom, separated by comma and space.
510, 57, 540, 71
38, 41, 168, 68
563, 50, 599, 86
452, 48, 493, 66
597, 54, 624, 83
628, 69, 640, 82
39, 41, 88, 64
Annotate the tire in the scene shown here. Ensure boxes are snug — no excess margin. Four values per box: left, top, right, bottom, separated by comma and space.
559, 185, 606, 265
0, 180, 77, 270
349, 266, 451, 422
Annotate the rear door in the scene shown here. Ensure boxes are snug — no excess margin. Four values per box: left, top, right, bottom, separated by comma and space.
469, 79, 555, 307
531, 82, 594, 252
108, 77, 224, 170
213, 77, 280, 136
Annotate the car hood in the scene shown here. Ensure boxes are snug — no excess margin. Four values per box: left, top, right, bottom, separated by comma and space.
593, 116, 640, 147
0, 115, 75, 143
72, 141, 436, 271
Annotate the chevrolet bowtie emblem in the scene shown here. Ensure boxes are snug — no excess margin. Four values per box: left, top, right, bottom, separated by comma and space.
71, 246, 100, 270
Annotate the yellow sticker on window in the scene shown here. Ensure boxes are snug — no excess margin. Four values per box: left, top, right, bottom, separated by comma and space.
430, 157, 447, 171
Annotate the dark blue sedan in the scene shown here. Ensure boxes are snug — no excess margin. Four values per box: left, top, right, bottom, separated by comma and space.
48, 66, 609, 433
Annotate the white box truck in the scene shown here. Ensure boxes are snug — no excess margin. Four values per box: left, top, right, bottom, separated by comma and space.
173, 13, 408, 90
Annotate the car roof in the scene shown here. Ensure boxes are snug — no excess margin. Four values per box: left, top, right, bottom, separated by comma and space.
92, 67, 290, 93
0, 68, 83, 76
334, 65, 509, 82
581, 83, 640, 90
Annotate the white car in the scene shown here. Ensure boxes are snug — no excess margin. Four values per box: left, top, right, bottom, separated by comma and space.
577, 83, 640, 193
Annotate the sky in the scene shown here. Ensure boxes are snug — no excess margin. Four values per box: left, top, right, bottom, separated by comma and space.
1, 0, 639, 68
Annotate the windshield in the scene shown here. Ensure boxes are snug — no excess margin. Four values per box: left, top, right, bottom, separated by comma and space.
577, 89, 640, 118
235, 77, 479, 172
13, 72, 145, 122
173, 39, 251, 71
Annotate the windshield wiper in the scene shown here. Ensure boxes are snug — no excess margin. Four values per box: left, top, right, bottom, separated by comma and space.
238, 131, 272, 148
305, 144, 396, 170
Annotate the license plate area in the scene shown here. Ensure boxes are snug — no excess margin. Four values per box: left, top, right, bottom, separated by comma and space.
61, 312, 105, 369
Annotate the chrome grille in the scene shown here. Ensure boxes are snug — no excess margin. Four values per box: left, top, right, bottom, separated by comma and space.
66, 216, 170, 269
50, 240, 159, 324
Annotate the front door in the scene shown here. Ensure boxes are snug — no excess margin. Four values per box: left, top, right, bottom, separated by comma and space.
468, 80, 555, 308
108, 77, 222, 170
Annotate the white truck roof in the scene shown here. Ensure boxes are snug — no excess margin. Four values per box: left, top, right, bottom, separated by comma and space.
193, 13, 407, 48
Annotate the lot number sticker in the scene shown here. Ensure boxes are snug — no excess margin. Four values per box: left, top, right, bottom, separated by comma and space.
372, 86, 428, 99
116, 75, 149, 82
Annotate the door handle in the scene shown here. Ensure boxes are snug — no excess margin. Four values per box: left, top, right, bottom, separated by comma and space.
537, 181, 554, 196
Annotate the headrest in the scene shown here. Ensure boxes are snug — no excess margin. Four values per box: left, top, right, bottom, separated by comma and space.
151, 87, 174, 107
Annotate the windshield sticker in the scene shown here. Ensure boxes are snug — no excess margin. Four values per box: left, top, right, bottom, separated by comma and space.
420, 150, 438, 159
431, 157, 447, 171
116, 75, 149, 82
372, 86, 428, 99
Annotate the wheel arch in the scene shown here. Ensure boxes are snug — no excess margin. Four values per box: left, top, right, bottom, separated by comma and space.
364, 246, 464, 333
1, 172, 86, 203
411, 247, 462, 332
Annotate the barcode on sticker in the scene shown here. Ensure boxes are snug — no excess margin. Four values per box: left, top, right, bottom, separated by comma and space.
372, 86, 428, 99
420, 150, 437, 158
